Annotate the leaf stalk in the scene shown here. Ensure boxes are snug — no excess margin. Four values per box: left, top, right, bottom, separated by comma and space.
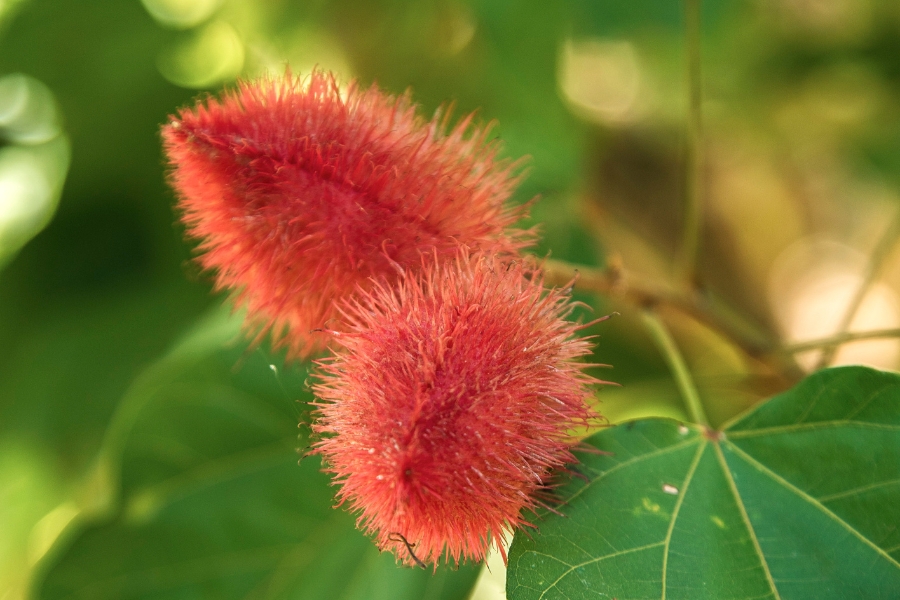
641, 309, 709, 426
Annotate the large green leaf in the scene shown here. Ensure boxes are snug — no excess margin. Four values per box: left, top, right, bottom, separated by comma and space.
35, 309, 480, 600
508, 366, 900, 599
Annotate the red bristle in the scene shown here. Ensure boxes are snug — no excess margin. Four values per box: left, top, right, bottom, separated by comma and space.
162, 70, 532, 359
312, 251, 610, 566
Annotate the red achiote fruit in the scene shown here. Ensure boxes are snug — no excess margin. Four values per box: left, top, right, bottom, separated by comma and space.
162, 70, 530, 359
313, 251, 608, 566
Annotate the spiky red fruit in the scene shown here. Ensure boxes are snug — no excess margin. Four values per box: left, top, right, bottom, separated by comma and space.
312, 252, 606, 566
162, 70, 530, 359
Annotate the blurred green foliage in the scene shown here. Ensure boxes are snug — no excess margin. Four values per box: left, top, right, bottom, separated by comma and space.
36, 307, 480, 600
1, 0, 899, 598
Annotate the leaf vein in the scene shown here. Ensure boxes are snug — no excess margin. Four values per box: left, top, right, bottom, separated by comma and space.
534, 542, 665, 600
726, 421, 900, 438
843, 385, 891, 420
126, 441, 294, 514
795, 384, 828, 424
818, 478, 900, 503
661, 440, 707, 600
714, 443, 782, 600
724, 441, 900, 571
565, 437, 700, 505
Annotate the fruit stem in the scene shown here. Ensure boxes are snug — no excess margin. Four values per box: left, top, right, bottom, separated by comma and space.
678, 0, 704, 285
542, 259, 771, 353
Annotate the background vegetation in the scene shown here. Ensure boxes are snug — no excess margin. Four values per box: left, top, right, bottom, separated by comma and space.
2, 0, 899, 598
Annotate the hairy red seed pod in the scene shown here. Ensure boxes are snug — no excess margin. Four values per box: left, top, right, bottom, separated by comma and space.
312, 252, 609, 566
162, 70, 530, 359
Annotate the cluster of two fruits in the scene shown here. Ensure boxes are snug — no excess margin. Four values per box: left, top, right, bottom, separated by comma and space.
163, 69, 606, 567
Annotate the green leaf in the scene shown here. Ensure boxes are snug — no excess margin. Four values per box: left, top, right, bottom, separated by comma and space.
508, 366, 900, 599
36, 308, 480, 600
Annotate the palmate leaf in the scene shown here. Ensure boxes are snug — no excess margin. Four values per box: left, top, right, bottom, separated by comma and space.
507, 366, 900, 599
36, 309, 479, 600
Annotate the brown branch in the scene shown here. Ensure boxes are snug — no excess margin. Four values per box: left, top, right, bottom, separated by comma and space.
541, 258, 777, 360
783, 328, 900, 354
815, 209, 900, 369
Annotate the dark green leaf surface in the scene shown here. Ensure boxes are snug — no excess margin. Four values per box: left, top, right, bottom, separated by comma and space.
37, 309, 479, 600
508, 366, 900, 599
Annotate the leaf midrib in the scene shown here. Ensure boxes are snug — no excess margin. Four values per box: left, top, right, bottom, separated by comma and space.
126, 439, 298, 516
727, 421, 900, 438
714, 442, 781, 600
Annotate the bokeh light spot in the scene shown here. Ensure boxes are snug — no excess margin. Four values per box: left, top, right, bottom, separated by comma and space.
0, 140, 69, 257
0, 73, 60, 144
0, 75, 69, 262
26, 502, 78, 566
769, 237, 900, 371
140, 0, 223, 30
435, 2, 476, 56
559, 38, 642, 125
157, 20, 244, 89
254, 28, 353, 84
